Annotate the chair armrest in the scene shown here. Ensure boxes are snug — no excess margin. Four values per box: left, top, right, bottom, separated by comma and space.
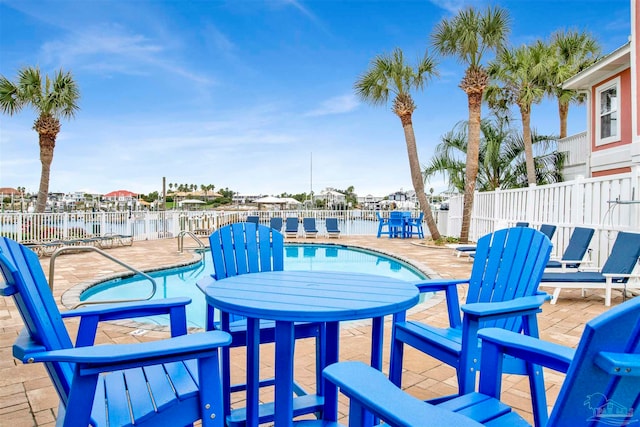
413, 278, 469, 293
595, 352, 640, 377
602, 273, 640, 280
17, 331, 232, 374
61, 297, 192, 320
478, 328, 574, 373
322, 361, 483, 427
461, 294, 551, 319
62, 297, 192, 346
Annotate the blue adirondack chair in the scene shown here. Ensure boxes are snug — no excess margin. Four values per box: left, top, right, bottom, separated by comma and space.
285, 217, 299, 238
376, 211, 390, 237
301, 296, 640, 427
545, 226, 594, 271
200, 222, 324, 425
388, 211, 405, 238
325, 218, 341, 238
541, 231, 640, 306
406, 212, 424, 238
269, 216, 283, 231
390, 227, 553, 402
303, 217, 319, 238
0, 236, 232, 427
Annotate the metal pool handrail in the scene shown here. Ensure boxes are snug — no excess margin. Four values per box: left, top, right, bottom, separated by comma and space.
48, 246, 157, 309
178, 230, 206, 253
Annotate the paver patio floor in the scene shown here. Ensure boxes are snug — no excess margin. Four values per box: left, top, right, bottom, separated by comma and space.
0, 235, 617, 426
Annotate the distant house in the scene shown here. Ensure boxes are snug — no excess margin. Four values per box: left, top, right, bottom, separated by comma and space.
315, 188, 347, 208
559, 0, 640, 180
103, 190, 138, 209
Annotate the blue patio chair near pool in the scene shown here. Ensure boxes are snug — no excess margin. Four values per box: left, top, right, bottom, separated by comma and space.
285, 216, 299, 238
376, 211, 390, 237
300, 296, 640, 427
303, 217, 319, 238
201, 222, 324, 425
390, 227, 553, 404
269, 216, 283, 231
541, 231, 640, 306
0, 236, 232, 427
545, 226, 594, 272
325, 217, 341, 238
246, 215, 259, 224
406, 212, 424, 238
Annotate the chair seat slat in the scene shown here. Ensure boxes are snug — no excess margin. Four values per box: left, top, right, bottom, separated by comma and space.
123, 368, 157, 424
104, 371, 134, 427
143, 364, 179, 412
164, 361, 199, 400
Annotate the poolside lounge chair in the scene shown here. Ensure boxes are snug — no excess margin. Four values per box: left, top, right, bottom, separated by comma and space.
303, 295, 640, 427
201, 223, 323, 425
302, 217, 319, 238
269, 216, 283, 231
539, 223, 557, 240
0, 237, 232, 427
453, 221, 530, 257
541, 230, 640, 306
284, 217, 299, 238
325, 217, 340, 238
545, 226, 595, 271
390, 227, 553, 398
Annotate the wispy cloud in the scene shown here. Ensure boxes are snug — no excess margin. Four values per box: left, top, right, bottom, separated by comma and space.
427, 0, 473, 14
305, 94, 359, 117
281, 0, 332, 36
41, 24, 214, 85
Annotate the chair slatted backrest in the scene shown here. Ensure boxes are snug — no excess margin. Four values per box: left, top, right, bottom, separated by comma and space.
562, 227, 595, 264
0, 237, 74, 405
539, 224, 557, 240
466, 227, 552, 331
209, 222, 284, 281
285, 217, 298, 232
326, 218, 339, 232
269, 217, 283, 232
303, 218, 317, 231
601, 231, 640, 277
549, 296, 640, 425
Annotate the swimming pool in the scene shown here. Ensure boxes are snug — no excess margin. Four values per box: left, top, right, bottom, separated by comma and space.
80, 244, 428, 329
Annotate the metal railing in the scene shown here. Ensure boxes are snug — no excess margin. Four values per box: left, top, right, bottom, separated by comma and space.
48, 245, 157, 309
177, 230, 206, 253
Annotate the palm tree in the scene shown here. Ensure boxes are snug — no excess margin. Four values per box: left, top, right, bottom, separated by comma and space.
431, 5, 510, 243
486, 41, 548, 185
0, 67, 80, 213
547, 30, 600, 139
354, 48, 441, 240
424, 115, 564, 192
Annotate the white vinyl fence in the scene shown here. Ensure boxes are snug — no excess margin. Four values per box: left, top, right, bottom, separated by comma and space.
446, 171, 640, 267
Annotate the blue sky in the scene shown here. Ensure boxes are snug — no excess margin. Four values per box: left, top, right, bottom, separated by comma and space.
0, 0, 631, 198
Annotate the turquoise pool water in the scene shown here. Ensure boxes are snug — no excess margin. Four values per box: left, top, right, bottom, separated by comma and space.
81, 244, 427, 329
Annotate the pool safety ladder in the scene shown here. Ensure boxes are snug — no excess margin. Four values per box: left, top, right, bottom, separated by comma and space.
48, 245, 157, 309
178, 230, 206, 253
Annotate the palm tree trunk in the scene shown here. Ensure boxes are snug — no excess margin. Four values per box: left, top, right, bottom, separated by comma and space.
35, 133, 55, 213
521, 105, 536, 185
558, 99, 569, 139
460, 92, 482, 243
399, 114, 441, 240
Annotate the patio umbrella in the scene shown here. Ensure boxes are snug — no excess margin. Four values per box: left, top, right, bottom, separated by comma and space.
178, 199, 206, 207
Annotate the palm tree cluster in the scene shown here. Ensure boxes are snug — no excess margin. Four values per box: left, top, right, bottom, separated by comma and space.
424, 113, 564, 193
355, 5, 600, 243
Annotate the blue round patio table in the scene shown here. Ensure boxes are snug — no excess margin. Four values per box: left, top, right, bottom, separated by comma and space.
201, 270, 420, 427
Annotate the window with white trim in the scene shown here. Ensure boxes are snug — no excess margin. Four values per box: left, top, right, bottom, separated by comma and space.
596, 77, 620, 146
